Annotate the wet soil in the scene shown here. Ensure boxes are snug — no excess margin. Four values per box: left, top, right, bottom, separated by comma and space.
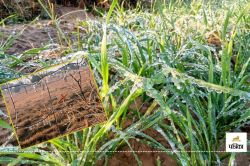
1, 7, 95, 55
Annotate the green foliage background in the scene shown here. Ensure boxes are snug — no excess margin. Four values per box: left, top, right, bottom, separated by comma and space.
0, 0, 249, 165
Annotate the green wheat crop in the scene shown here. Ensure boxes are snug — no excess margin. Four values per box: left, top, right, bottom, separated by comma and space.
0, 0, 249, 165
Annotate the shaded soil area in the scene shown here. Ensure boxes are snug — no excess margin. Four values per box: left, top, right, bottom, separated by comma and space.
0, 0, 96, 19
1, 7, 94, 55
99, 140, 177, 166
1, 23, 58, 55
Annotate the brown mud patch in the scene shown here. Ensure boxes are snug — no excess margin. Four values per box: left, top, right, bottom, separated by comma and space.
1, 7, 94, 55
98, 140, 177, 166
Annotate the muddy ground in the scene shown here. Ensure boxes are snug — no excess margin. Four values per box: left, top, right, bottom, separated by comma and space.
1, 7, 95, 55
